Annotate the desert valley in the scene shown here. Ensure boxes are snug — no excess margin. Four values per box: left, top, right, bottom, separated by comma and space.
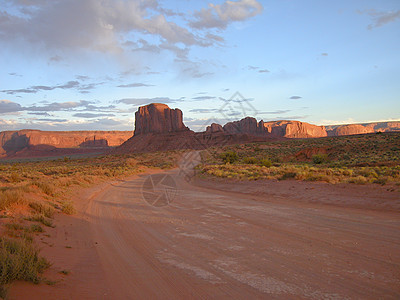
0, 103, 399, 299
1, 0, 400, 299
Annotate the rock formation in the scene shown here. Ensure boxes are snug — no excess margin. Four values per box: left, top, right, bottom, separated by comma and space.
134, 103, 189, 135
326, 122, 400, 136
263, 120, 327, 138
205, 123, 224, 133
223, 117, 268, 136
328, 124, 374, 136
0, 130, 132, 158
114, 104, 278, 154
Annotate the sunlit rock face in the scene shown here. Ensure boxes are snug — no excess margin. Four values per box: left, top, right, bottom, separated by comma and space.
134, 103, 189, 136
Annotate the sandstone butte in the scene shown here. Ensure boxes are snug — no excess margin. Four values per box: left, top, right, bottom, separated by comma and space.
1, 103, 399, 157
0, 130, 132, 157
114, 103, 400, 154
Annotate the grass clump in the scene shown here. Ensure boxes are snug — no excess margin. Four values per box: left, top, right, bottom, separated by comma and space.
0, 237, 50, 293
0, 189, 26, 210
26, 215, 54, 228
29, 202, 55, 218
32, 181, 55, 197
60, 202, 75, 215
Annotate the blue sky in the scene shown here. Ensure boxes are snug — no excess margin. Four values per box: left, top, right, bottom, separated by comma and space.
0, 0, 399, 132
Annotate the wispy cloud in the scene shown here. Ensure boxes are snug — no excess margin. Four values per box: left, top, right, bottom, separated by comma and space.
289, 96, 302, 100
358, 9, 400, 29
73, 113, 115, 118
117, 83, 154, 88
1, 80, 103, 95
189, 108, 220, 113
190, 0, 263, 29
258, 110, 291, 115
192, 96, 216, 101
116, 97, 183, 106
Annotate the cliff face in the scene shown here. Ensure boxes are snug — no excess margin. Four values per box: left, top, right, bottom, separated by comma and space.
329, 124, 374, 136
0, 130, 132, 157
205, 123, 224, 133
223, 117, 268, 136
115, 104, 279, 154
134, 103, 189, 135
263, 121, 327, 138
326, 122, 400, 136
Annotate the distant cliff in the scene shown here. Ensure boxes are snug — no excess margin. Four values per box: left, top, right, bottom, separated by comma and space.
326, 122, 400, 136
0, 130, 132, 157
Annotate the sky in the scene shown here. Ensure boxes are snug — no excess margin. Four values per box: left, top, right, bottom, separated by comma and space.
0, 0, 399, 132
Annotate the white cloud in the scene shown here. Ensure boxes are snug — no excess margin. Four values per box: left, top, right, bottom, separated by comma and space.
0, 0, 210, 55
190, 0, 263, 29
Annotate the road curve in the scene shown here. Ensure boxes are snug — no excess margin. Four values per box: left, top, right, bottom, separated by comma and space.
10, 152, 400, 299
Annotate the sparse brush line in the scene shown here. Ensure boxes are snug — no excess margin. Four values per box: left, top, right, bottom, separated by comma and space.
199, 133, 400, 185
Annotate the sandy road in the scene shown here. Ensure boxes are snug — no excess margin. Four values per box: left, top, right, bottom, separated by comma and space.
10, 153, 400, 299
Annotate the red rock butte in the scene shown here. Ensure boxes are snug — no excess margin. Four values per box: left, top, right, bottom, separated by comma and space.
134, 103, 189, 135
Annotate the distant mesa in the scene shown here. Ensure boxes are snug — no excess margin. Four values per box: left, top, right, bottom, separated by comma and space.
115, 103, 400, 154
1, 102, 399, 158
263, 120, 327, 138
0, 130, 132, 158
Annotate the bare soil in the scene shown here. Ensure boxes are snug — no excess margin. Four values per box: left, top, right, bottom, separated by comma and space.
8, 154, 400, 299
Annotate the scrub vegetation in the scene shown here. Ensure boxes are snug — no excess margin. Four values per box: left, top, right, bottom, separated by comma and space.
199, 132, 400, 185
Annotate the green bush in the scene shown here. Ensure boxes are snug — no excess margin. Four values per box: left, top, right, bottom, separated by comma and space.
220, 151, 238, 164
312, 154, 328, 164
259, 158, 272, 167
243, 157, 258, 164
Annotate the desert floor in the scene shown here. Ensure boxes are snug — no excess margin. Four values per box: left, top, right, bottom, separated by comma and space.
9, 153, 400, 299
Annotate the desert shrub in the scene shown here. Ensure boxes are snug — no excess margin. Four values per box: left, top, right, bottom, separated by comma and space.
0, 237, 50, 294
29, 202, 54, 218
373, 177, 388, 185
279, 172, 297, 180
4, 223, 24, 231
8, 173, 22, 183
259, 159, 272, 168
32, 181, 55, 197
312, 154, 328, 164
26, 215, 54, 228
61, 202, 75, 215
0, 189, 26, 210
29, 225, 43, 233
220, 151, 238, 164
347, 176, 368, 185
243, 157, 258, 164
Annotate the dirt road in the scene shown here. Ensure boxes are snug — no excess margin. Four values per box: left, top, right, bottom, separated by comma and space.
10, 154, 400, 299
